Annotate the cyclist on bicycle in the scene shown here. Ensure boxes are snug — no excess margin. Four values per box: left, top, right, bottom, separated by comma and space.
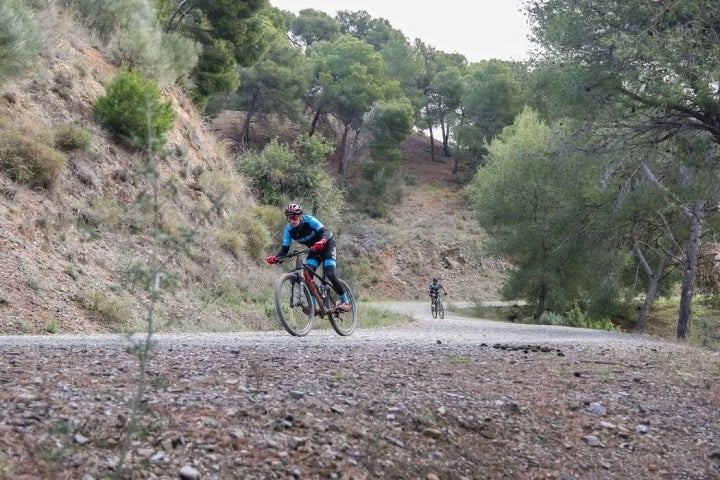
428, 277, 447, 306
266, 203, 351, 312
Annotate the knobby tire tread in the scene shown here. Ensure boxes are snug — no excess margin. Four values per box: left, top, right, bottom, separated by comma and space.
274, 273, 313, 336
327, 279, 357, 336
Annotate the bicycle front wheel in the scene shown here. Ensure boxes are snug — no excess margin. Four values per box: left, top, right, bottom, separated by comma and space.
437, 300, 444, 319
326, 279, 357, 336
431, 300, 438, 318
274, 273, 313, 336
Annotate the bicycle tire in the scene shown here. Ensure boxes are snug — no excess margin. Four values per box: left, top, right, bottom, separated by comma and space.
326, 279, 357, 336
274, 273, 313, 336
437, 299, 444, 319
431, 299, 438, 319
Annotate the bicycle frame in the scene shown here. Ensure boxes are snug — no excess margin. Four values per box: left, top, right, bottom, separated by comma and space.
289, 250, 334, 316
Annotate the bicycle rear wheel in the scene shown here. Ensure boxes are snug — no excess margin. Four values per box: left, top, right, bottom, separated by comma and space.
437, 299, 444, 319
326, 279, 357, 336
274, 273, 313, 336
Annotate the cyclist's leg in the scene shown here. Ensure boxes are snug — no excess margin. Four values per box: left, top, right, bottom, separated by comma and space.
317, 241, 345, 297
319, 242, 351, 311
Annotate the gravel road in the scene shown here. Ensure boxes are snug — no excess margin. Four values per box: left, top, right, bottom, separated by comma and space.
0, 301, 673, 349
1, 302, 718, 480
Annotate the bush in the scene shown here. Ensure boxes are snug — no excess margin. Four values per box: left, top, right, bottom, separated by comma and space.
108, 20, 200, 86
82, 288, 133, 327
61, 0, 153, 42
538, 310, 568, 327
62, 0, 199, 85
54, 123, 92, 152
0, 0, 42, 84
243, 213, 271, 262
0, 119, 67, 189
236, 135, 344, 216
354, 160, 406, 218
94, 69, 175, 152
537, 307, 620, 332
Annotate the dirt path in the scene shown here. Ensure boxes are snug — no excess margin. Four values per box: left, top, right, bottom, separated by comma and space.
0, 304, 718, 479
365, 300, 670, 347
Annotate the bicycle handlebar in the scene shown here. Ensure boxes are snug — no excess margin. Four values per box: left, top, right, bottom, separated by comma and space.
275, 248, 310, 264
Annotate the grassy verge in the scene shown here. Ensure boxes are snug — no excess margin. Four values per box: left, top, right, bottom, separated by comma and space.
453, 297, 720, 351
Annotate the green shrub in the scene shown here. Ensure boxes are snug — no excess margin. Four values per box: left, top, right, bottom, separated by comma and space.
0, 119, 67, 189
216, 210, 270, 262
538, 310, 567, 327
46, 317, 60, 334
61, 0, 153, 42
236, 135, 344, 216
82, 288, 132, 327
94, 69, 175, 152
243, 213, 270, 262
89, 196, 127, 231
354, 161, 405, 218
0, 0, 42, 84
54, 123, 92, 152
108, 20, 200, 85
537, 308, 620, 332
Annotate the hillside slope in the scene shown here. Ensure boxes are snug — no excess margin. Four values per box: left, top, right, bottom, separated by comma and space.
0, 25, 272, 334
0, 16, 504, 335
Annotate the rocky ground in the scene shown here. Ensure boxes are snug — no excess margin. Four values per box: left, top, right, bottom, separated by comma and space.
1, 303, 719, 480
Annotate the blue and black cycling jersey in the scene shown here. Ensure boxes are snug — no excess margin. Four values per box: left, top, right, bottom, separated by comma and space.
276, 214, 332, 257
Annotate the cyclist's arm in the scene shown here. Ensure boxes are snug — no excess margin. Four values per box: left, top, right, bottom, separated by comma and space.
276, 225, 292, 257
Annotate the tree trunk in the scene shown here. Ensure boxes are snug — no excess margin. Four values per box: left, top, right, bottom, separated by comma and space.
534, 279, 548, 319
677, 203, 704, 339
632, 242, 671, 332
441, 119, 451, 157
635, 269, 663, 333
338, 124, 351, 178
242, 96, 259, 145
427, 120, 436, 163
309, 108, 322, 137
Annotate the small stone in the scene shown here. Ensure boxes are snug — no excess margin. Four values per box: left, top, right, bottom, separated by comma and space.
180, 465, 200, 480
587, 402, 607, 415
150, 451, 165, 462
386, 435, 404, 448
422, 428, 442, 439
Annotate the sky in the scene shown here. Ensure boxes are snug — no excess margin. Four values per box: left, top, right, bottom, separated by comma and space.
268, 0, 535, 63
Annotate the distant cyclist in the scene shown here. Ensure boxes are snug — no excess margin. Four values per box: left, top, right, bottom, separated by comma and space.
428, 277, 447, 305
266, 202, 351, 312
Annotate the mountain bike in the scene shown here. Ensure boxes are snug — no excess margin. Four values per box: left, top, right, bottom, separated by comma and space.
272, 248, 357, 336
431, 293, 445, 319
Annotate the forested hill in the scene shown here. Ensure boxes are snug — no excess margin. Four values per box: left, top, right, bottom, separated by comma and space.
0, 1, 501, 335
2, 0, 720, 342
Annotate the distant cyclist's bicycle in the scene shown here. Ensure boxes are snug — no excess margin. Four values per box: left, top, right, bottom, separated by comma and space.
272, 249, 357, 336
431, 293, 445, 319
